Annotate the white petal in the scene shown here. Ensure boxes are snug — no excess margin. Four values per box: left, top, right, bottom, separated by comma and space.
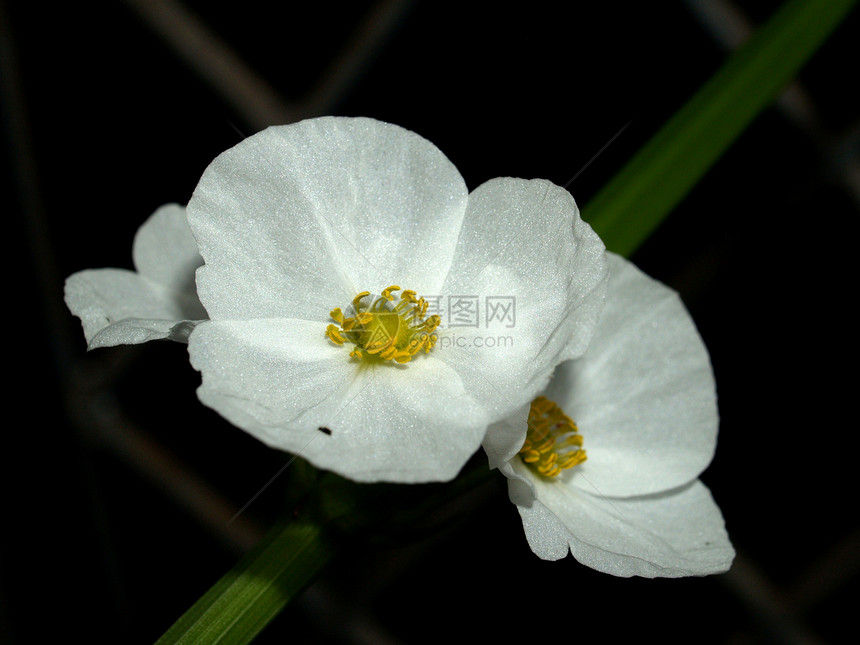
482, 404, 530, 469
436, 178, 608, 419
187, 117, 469, 322
499, 460, 571, 560
515, 497, 572, 561
188, 318, 488, 483
526, 464, 735, 577
132, 203, 204, 298
65, 204, 206, 349
545, 253, 718, 496
65, 269, 203, 349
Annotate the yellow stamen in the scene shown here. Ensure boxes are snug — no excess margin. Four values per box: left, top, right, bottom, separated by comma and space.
325, 286, 442, 364
381, 285, 401, 301
518, 396, 586, 478
325, 324, 345, 345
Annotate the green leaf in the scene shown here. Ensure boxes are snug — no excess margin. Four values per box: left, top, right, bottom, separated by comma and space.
585, 0, 857, 257
154, 518, 334, 645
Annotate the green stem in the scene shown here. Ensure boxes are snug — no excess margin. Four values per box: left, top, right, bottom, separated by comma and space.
155, 518, 334, 645
585, 0, 857, 257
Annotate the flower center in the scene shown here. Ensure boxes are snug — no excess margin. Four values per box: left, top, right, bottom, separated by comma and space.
519, 396, 587, 478
325, 285, 441, 364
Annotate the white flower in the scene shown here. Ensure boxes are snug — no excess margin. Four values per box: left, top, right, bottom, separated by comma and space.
185, 116, 609, 484
483, 253, 735, 577
65, 203, 206, 349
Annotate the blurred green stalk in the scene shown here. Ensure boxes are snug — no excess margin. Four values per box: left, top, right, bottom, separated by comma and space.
585, 0, 857, 256
155, 518, 333, 644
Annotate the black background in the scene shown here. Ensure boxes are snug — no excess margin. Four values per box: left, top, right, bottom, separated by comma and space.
3, 1, 858, 643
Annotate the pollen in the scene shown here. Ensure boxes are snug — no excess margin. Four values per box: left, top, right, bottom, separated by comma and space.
325, 285, 440, 364
519, 396, 587, 478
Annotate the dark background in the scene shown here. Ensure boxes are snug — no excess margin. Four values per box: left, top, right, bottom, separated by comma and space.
2, 1, 857, 643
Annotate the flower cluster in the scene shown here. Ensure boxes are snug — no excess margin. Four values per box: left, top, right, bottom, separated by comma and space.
65, 116, 732, 576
